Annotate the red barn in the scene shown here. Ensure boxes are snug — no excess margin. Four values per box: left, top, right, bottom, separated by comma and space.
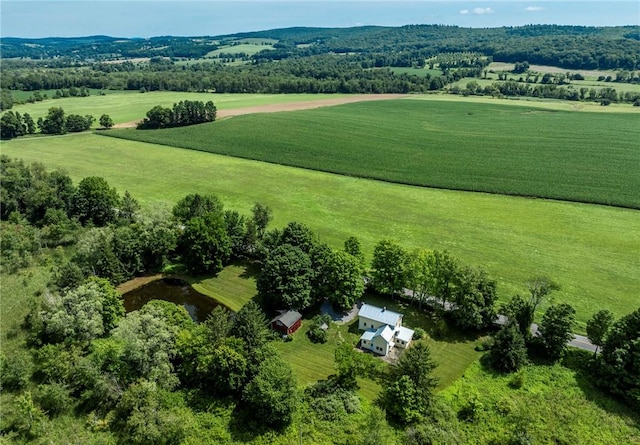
270, 310, 303, 335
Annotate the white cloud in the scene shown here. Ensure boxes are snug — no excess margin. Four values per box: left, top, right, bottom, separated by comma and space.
473, 7, 494, 15
525, 6, 545, 12
460, 7, 494, 16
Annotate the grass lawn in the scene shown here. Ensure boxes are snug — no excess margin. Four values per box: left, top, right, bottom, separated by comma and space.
360, 294, 484, 389
105, 99, 640, 208
275, 293, 482, 401
2, 133, 638, 332
441, 354, 640, 444
6, 92, 352, 124
274, 319, 384, 401
186, 261, 259, 312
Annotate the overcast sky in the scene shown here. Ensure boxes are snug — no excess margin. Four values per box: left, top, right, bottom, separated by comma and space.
1, 1, 638, 39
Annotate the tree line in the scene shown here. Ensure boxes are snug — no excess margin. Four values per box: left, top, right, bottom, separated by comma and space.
452, 79, 640, 105
0, 107, 115, 140
137, 100, 216, 129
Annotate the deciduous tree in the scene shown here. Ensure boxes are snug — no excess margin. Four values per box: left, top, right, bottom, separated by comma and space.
72, 176, 120, 226
99, 114, 114, 129
431, 250, 460, 312
451, 266, 497, 330
242, 355, 298, 428
371, 239, 407, 297
586, 309, 615, 356
172, 193, 223, 224
597, 307, 640, 409
40, 107, 66, 135
537, 303, 576, 361
324, 249, 365, 311
257, 243, 313, 310
404, 248, 436, 308
178, 210, 231, 275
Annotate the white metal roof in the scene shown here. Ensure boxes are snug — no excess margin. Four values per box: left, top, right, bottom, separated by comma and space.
376, 325, 395, 342
358, 303, 402, 326
360, 330, 376, 342
394, 326, 414, 343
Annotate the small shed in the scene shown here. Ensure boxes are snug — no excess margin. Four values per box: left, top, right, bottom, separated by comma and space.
271, 310, 303, 335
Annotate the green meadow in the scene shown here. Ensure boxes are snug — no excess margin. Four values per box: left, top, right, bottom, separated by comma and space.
2, 132, 639, 332
7, 92, 351, 124
442, 357, 640, 444
105, 99, 640, 208
205, 42, 275, 57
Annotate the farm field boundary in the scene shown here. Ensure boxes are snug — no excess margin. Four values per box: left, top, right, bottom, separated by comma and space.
2, 133, 639, 331
104, 99, 640, 208
6, 92, 358, 125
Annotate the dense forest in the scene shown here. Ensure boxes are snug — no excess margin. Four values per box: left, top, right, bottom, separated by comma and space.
3, 25, 640, 70
1, 25, 639, 102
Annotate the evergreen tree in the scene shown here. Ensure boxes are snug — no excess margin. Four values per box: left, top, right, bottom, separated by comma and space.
488, 321, 528, 372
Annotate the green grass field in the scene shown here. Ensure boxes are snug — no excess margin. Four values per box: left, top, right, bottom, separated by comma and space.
6, 92, 352, 124
451, 76, 640, 98
3, 132, 638, 332
104, 99, 640, 208
421, 91, 640, 113
205, 43, 275, 57
487, 62, 618, 79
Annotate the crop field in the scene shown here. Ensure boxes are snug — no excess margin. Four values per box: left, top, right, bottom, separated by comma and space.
105, 99, 640, 208
205, 42, 275, 57
7, 92, 352, 125
3, 133, 639, 332
487, 62, 618, 79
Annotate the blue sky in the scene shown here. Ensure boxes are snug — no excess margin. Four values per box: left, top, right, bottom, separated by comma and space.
1, 1, 638, 38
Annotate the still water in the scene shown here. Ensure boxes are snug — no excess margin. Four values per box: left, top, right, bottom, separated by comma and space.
122, 278, 218, 323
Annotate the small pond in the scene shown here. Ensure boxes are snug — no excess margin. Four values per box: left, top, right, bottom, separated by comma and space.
123, 278, 219, 323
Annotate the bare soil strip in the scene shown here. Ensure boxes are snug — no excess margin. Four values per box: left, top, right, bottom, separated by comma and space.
111, 94, 408, 128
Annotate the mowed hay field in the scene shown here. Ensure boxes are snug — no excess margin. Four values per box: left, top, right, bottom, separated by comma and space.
8, 92, 353, 125
2, 132, 639, 332
105, 99, 640, 208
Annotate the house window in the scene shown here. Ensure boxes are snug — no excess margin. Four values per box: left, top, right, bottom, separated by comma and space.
363, 322, 367, 327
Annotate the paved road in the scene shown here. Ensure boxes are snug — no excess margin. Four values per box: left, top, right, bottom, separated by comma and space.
402, 287, 597, 353
530, 323, 597, 353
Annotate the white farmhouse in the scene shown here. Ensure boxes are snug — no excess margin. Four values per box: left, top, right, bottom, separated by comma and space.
358, 303, 414, 356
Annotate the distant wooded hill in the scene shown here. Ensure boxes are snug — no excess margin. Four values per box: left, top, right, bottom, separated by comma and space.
2, 25, 640, 70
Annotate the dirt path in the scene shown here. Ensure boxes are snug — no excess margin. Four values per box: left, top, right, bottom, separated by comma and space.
116, 274, 163, 293
112, 93, 408, 128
